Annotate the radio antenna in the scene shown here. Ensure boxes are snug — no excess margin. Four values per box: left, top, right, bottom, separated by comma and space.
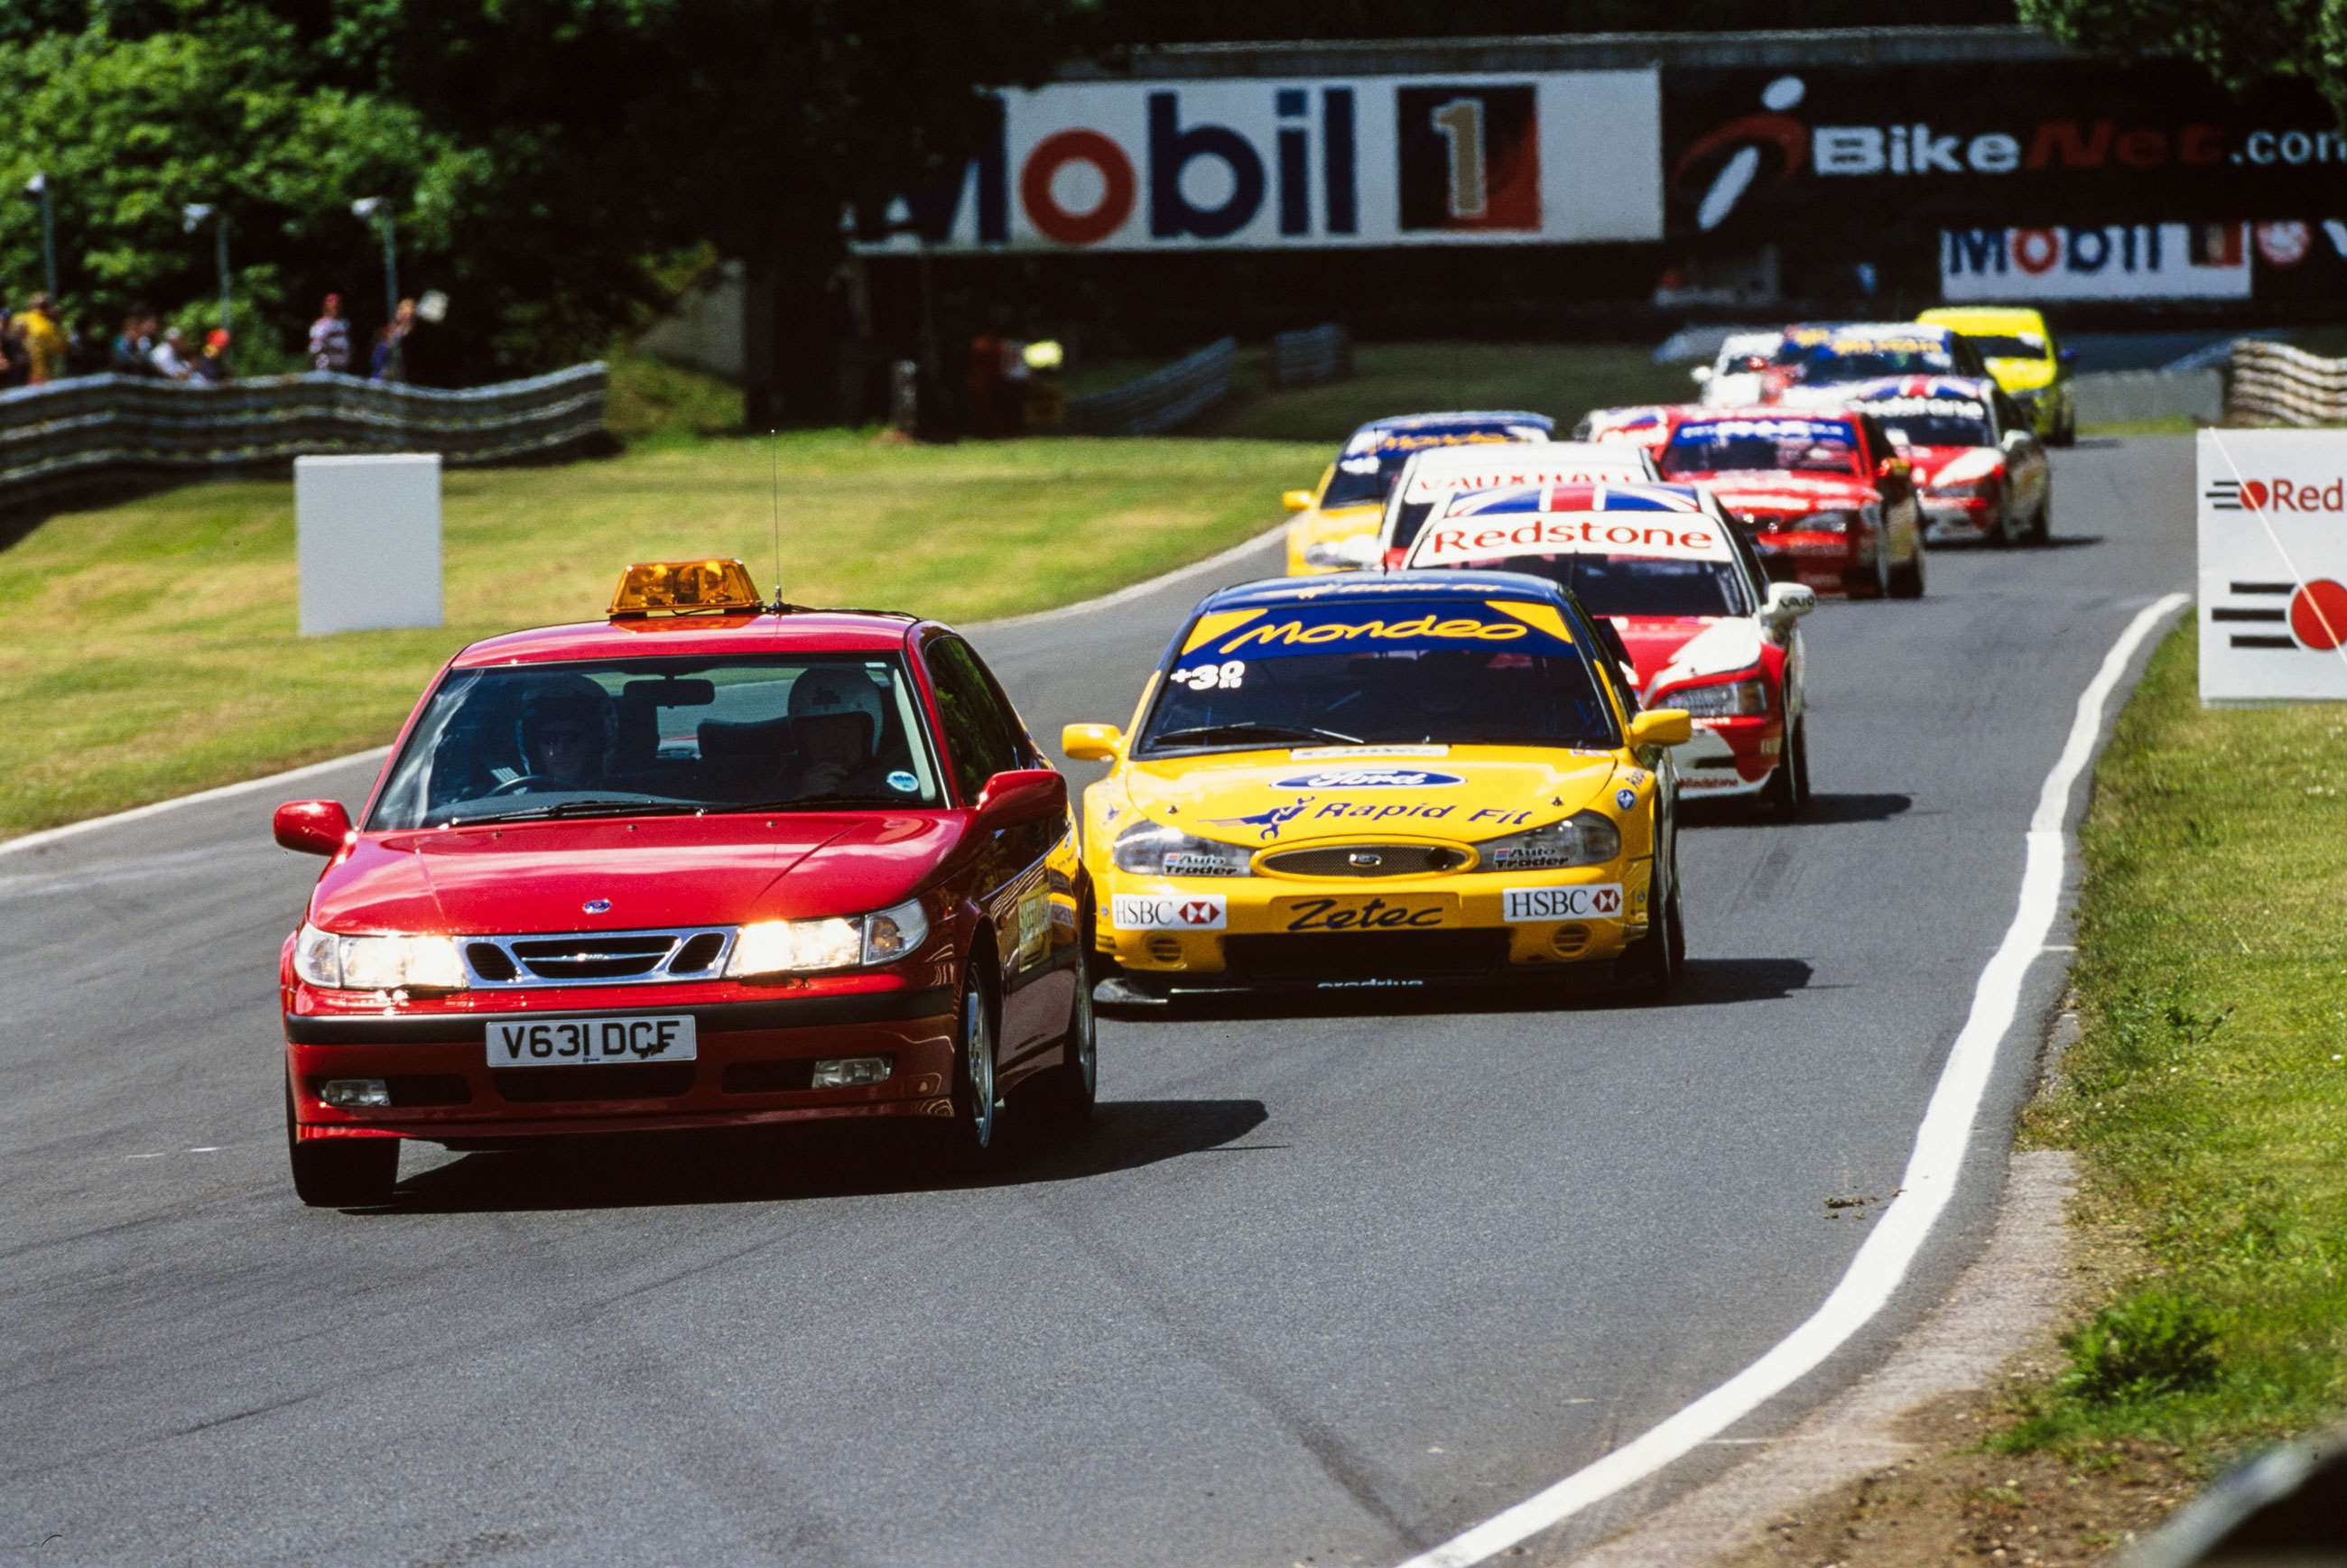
767, 427, 784, 613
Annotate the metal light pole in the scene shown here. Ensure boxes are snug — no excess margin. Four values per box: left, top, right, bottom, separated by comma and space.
181, 203, 230, 334
25, 172, 56, 298
350, 198, 399, 328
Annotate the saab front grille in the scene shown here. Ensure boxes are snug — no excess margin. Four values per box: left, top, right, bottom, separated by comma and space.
1220, 930, 1510, 985
459, 926, 736, 988
1259, 844, 1470, 877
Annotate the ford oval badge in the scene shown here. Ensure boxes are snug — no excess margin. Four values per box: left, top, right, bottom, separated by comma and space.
582, 898, 612, 914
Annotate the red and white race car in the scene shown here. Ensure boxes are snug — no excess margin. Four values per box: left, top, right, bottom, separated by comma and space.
1574, 404, 1677, 451
1783, 375, 2051, 547
1403, 480, 1819, 811
1650, 405, 1926, 600
1375, 439, 1660, 567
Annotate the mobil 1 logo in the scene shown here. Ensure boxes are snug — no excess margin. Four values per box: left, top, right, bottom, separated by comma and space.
1396, 85, 1541, 231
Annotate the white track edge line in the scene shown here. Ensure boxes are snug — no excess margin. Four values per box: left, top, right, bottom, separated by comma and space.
0, 747, 393, 858
3, 524, 1291, 856
1396, 589, 2191, 1568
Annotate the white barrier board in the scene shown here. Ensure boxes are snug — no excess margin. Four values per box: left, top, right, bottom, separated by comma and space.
296, 453, 443, 636
2198, 429, 2347, 704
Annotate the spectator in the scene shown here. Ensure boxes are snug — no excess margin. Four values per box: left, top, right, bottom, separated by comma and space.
150, 327, 195, 380
368, 297, 421, 383
71, 315, 108, 376
0, 308, 22, 390
20, 292, 68, 385
308, 292, 350, 373
193, 328, 233, 384
111, 312, 151, 376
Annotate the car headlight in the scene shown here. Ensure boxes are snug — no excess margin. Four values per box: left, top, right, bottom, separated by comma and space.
1111, 818, 1252, 876
1470, 811, 1621, 872
1798, 510, 1854, 534
1301, 535, 1379, 570
1658, 676, 1771, 718
727, 897, 931, 978
293, 923, 465, 991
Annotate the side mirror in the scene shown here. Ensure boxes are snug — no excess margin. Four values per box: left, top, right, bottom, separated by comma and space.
2058, 347, 2078, 366
1628, 710, 1693, 748
1690, 366, 1712, 385
1875, 456, 1910, 483
973, 767, 1067, 830
1061, 722, 1122, 763
1282, 489, 1315, 513
274, 799, 352, 856
1763, 582, 1818, 623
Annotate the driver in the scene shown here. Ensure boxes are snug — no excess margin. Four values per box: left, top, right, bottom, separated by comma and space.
513, 675, 612, 788
785, 664, 893, 797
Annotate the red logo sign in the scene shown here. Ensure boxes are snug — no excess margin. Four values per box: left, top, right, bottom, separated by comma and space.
1178, 900, 1221, 926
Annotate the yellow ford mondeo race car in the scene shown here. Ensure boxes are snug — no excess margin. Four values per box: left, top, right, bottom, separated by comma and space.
1916, 306, 2075, 447
1062, 571, 1693, 1001
1284, 411, 1554, 575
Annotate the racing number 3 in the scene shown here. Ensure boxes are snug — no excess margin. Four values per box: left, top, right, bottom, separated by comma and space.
1431, 98, 1487, 220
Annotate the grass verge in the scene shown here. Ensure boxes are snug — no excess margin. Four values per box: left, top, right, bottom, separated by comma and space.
2003, 617, 2347, 1462
0, 430, 1317, 840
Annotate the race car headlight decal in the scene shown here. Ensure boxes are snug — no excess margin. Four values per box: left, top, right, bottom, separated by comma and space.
1471, 811, 1621, 873
1657, 676, 1771, 719
1111, 819, 1251, 877
1799, 511, 1854, 534
727, 897, 931, 978
1300, 535, 1380, 570
293, 923, 466, 991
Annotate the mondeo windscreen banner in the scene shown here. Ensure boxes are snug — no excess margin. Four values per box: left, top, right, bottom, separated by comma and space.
858, 72, 1662, 254
1665, 61, 2346, 240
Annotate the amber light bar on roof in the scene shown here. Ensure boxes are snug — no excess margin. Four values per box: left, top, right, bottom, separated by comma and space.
608, 559, 764, 617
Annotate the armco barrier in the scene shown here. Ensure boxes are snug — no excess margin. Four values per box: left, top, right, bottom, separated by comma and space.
2073, 369, 2223, 428
1063, 339, 1234, 435
2229, 340, 2347, 426
0, 363, 608, 512
1269, 323, 1352, 390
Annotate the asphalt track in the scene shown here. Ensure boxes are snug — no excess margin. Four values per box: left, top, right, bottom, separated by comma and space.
0, 436, 2193, 1566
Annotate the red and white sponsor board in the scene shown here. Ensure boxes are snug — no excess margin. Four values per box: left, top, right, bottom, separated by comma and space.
2198, 429, 2347, 704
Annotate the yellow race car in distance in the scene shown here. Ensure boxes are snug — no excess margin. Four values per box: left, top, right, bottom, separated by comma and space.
1916, 306, 2075, 446
1062, 571, 1693, 1002
1285, 411, 1555, 575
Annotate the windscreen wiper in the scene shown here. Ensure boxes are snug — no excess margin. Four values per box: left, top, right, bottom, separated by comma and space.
1149, 721, 1365, 747
447, 799, 710, 826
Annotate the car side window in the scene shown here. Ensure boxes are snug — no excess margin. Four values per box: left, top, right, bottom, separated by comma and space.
1991, 389, 2024, 439
924, 636, 1025, 803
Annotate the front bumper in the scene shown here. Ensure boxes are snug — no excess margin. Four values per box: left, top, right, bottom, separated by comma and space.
1096, 862, 1652, 991
284, 979, 959, 1144
1666, 714, 1782, 798
1285, 512, 1381, 576
1921, 496, 1996, 544
1751, 527, 1860, 591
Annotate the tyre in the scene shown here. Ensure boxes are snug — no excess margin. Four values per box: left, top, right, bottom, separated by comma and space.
2030, 490, 2053, 546
1763, 718, 1810, 818
1845, 534, 1889, 599
1619, 858, 1684, 999
1888, 533, 1925, 599
2051, 408, 2076, 448
285, 1083, 398, 1207
1039, 942, 1098, 1126
944, 961, 1003, 1170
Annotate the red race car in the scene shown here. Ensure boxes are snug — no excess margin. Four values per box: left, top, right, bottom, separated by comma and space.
1652, 405, 1926, 600
274, 560, 1092, 1206
1404, 481, 1819, 810
1783, 375, 2052, 548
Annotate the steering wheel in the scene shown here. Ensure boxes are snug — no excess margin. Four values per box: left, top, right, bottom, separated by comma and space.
486, 775, 555, 797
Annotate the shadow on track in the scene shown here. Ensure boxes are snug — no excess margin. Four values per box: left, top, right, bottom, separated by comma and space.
1101, 955, 1814, 1025
373, 1096, 1269, 1214
1681, 791, 1912, 828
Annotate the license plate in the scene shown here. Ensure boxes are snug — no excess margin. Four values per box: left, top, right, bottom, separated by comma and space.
1271, 894, 1457, 933
487, 1015, 697, 1068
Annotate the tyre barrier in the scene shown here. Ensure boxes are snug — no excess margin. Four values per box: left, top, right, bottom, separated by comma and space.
0, 362, 608, 513
2227, 339, 2347, 427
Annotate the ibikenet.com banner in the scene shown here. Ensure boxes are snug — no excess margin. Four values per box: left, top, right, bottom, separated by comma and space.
857, 72, 1662, 254
2198, 429, 2347, 705
1665, 60, 2345, 242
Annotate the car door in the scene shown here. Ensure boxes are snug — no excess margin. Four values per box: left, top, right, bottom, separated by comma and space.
1991, 389, 2048, 523
1857, 413, 1918, 562
922, 634, 1066, 1065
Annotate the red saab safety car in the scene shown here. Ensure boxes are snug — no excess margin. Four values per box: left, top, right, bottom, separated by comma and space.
1652, 406, 1926, 600
274, 561, 1092, 1206
1405, 482, 1819, 811
1785, 375, 2051, 548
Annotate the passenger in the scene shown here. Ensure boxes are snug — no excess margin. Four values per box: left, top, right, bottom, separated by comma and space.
785, 665, 895, 798
514, 675, 613, 788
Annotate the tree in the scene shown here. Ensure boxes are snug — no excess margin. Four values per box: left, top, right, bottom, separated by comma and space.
2017, 0, 2347, 117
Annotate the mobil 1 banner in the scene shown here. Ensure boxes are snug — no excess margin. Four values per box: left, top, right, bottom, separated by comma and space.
1664, 60, 2343, 240
1943, 220, 2347, 303
857, 71, 1661, 254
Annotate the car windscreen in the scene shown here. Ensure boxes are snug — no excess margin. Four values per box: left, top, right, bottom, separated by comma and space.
1136, 596, 1615, 756
1967, 333, 2047, 359
1658, 418, 1862, 478
1322, 428, 1545, 509
366, 653, 944, 830
1802, 344, 1954, 381
1854, 395, 1992, 450
1471, 553, 1753, 619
